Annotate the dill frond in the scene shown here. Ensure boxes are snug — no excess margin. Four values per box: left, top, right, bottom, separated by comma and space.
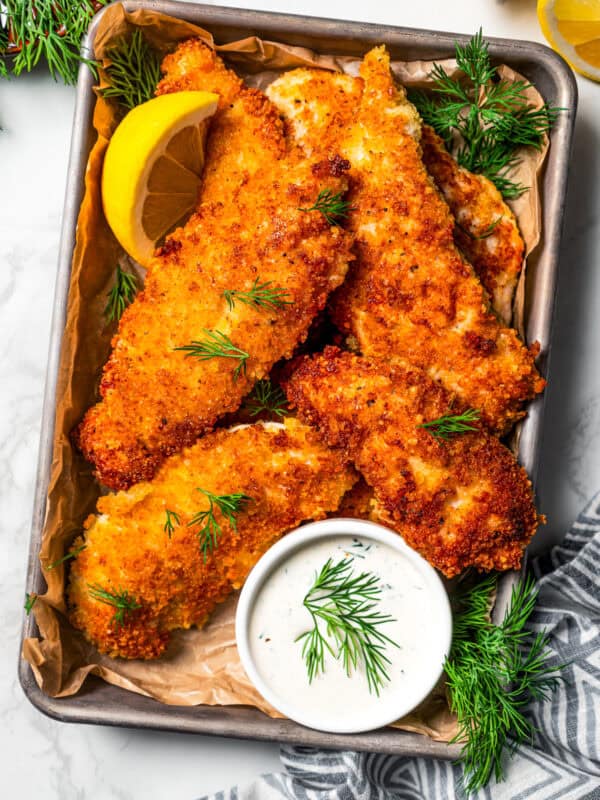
47, 543, 87, 570
299, 189, 354, 226
419, 408, 480, 440
296, 557, 399, 695
99, 28, 162, 111
410, 30, 560, 200
87, 583, 141, 629
174, 330, 250, 381
223, 278, 293, 312
187, 489, 252, 561
243, 380, 289, 418
104, 266, 138, 323
446, 574, 565, 793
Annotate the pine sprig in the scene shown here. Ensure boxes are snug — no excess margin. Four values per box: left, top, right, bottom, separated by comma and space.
0, 1, 108, 84
446, 574, 565, 794
419, 408, 480, 440
99, 28, 162, 111
104, 266, 138, 322
296, 557, 399, 696
187, 488, 252, 561
243, 379, 289, 418
87, 583, 141, 629
175, 330, 250, 381
223, 278, 292, 312
163, 509, 180, 539
47, 543, 87, 570
411, 30, 560, 200
299, 189, 354, 226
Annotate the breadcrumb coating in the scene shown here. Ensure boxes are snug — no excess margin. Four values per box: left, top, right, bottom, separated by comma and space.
285, 348, 543, 578
420, 125, 524, 326
68, 418, 356, 659
267, 47, 544, 434
76, 41, 354, 490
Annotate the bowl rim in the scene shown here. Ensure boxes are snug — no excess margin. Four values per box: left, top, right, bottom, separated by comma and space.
235, 517, 453, 734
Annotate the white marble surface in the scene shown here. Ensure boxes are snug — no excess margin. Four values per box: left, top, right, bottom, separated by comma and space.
1, 0, 599, 796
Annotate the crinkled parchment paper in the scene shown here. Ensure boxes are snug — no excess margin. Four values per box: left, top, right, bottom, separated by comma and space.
22, 3, 549, 743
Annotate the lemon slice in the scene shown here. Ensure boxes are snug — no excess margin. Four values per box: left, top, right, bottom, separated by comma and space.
538, 0, 600, 81
102, 91, 219, 265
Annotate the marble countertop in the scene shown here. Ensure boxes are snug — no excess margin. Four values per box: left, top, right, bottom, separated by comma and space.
1, 0, 598, 796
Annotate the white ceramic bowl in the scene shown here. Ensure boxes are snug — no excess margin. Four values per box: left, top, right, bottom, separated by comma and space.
235, 518, 452, 734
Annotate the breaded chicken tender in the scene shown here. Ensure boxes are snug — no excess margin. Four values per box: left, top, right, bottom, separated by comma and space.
420, 125, 524, 325
267, 48, 544, 434
68, 419, 356, 659
76, 41, 354, 490
285, 348, 542, 577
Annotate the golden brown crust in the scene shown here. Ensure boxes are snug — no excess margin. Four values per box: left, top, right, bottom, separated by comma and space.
76, 41, 354, 490
420, 125, 524, 326
68, 418, 356, 659
268, 49, 544, 434
285, 348, 542, 578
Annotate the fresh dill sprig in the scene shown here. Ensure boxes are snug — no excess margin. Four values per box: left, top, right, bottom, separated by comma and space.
163, 509, 180, 539
187, 489, 252, 561
411, 30, 560, 199
24, 593, 37, 615
457, 216, 503, 240
296, 557, 399, 696
243, 379, 289, 418
47, 543, 87, 570
99, 28, 162, 111
223, 278, 292, 312
419, 408, 480, 440
1, 1, 108, 84
299, 189, 354, 226
446, 574, 565, 794
87, 583, 141, 629
175, 330, 250, 381
104, 266, 138, 323
0, 17, 9, 79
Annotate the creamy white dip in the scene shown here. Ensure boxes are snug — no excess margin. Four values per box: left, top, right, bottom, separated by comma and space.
247, 534, 450, 731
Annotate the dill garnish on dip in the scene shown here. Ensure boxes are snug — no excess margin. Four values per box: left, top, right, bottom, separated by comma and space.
236, 521, 452, 734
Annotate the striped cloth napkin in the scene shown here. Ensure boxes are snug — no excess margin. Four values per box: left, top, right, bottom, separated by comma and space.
202, 491, 600, 800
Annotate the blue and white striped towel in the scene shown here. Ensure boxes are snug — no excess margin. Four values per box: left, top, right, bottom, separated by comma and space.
202, 491, 600, 800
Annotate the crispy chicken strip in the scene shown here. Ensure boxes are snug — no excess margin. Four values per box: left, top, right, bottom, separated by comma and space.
420, 125, 524, 326
285, 348, 542, 577
76, 42, 354, 490
267, 49, 544, 433
68, 418, 356, 659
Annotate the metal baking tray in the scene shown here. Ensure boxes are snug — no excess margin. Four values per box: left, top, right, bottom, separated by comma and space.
19, 0, 577, 758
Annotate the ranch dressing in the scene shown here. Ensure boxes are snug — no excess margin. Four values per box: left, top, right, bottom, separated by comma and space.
247, 534, 449, 730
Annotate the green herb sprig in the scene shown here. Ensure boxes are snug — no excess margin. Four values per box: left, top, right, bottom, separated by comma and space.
243, 379, 289, 418
175, 330, 250, 381
99, 28, 162, 111
47, 543, 87, 570
24, 593, 37, 615
87, 583, 141, 629
296, 557, 399, 696
299, 189, 354, 226
105, 266, 138, 323
411, 30, 560, 199
223, 279, 292, 312
163, 509, 180, 539
457, 216, 503, 241
0, 1, 109, 84
188, 489, 252, 561
446, 574, 565, 794
419, 408, 480, 440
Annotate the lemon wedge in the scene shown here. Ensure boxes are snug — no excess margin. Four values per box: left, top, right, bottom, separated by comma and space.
102, 91, 219, 265
537, 0, 600, 81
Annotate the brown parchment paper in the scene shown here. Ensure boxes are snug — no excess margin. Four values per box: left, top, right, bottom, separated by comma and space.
22, 3, 549, 743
